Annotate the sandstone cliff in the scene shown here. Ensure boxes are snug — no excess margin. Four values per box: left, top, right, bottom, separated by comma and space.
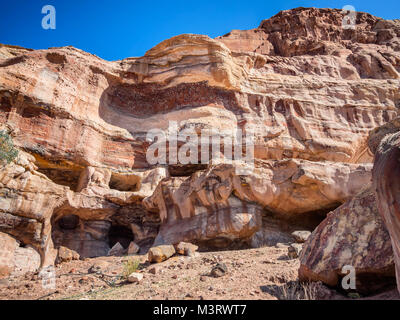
0, 7, 399, 287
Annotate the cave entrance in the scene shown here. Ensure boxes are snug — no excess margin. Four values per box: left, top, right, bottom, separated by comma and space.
58, 214, 80, 230
109, 172, 141, 192
108, 225, 134, 249
36, 168, 83, 191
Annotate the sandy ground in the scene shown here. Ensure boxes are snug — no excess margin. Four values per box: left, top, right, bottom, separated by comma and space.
1, 244, 399, 300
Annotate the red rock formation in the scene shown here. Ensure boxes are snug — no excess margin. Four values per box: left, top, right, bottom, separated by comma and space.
0, 8, 399, 277
298, 187, 395, 294
371, 117, 400, 294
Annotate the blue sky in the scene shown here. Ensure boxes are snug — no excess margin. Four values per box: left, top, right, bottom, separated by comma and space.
0, 0, 399, 61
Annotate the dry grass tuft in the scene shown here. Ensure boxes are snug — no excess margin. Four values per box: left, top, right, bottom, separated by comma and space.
277, 281, 319, 300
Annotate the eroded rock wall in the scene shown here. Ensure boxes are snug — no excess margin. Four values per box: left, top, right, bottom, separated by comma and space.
0, 8, 399, 276
371, 117, 400, 294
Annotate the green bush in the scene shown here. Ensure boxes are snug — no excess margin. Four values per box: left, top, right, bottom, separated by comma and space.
0, 131, 18, 165
122, 259, 140, 279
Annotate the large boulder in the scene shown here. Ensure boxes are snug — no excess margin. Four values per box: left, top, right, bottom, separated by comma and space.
148, 245, 176, 263
372, 119, 400, 294
299, 187, 395, 294
144, 161, 371, 246
0, 232, 41, 279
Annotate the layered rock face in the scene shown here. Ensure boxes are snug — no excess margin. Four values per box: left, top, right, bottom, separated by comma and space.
371, 117, 400, 294
0, 7, 399, 277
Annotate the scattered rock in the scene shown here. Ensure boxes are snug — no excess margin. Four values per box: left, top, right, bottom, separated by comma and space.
288, 243, 303, 259
175, 242, 199, 256
210, 263, 228, 278
128, 272, 143, 283
127, 242, 140, 255
275, 243, 289, 249
200, 275, 207, 282
78, 277, 90, 285
56, 246, 80, 264
107, 242, 125, 256
88, 261, 109, 274
148, 245, 176, 263
148, 266, 161, 275
291, 231, 311, 243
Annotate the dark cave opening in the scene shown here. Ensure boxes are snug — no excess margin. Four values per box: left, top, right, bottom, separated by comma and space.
109, 173, 140, 192
108, 225, 134, 249
168, 163, 208, 177
36, 167, 83, 192
57, 214, 80, 230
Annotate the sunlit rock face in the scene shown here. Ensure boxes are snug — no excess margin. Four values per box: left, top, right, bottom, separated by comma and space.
298, 187, 395, 294
0, 7, 399, 275
371, 117, 400, 294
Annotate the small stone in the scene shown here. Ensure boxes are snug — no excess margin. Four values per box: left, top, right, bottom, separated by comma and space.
127, 241, 140, 256
275, 243, 289, 248
128, 272, 143, 283
291, 231, 311, 243
148, 245, 176, 263
108, 242, 125, 256
208, 286, 214, 291
288, 243, 303, 259
200, 275, 207, 282
172, 274, 178, 279
127, 241, 140, 255
56, 246, 80, 264
175, 242, 199, 255
88, 261, 109, 274
79, 277, 89, 285
149, 266, 160, 275
210, 263, 228, 278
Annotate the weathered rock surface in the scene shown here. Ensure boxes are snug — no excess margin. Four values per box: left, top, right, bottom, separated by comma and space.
127, 241, 140, 255
372, 117, 400, 294
148, 245, 176, 263
128, 272, 143, 283
56, 246, 80, 264
0, 7, 399, 278
0, 232, 41, 279
291, 231, 311, 243
210, 263, 228, 278
107, 242, 125, 256
288, 243, 303, 259
144, 160, 371, 246
299, 187, 395, 293
175, 242, 199, 256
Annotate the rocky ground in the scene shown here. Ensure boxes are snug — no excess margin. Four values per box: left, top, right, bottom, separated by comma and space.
1, 244, 399, 300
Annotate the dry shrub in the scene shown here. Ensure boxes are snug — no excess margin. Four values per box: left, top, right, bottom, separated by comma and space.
278, 281, 319, 300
